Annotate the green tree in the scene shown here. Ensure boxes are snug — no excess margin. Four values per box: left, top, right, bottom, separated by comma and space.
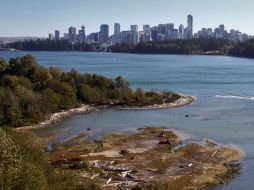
115, 76, 129, 89
0, 58, 7, 76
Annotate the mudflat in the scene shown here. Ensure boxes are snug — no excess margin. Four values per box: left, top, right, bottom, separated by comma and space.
49, 127, 242, 190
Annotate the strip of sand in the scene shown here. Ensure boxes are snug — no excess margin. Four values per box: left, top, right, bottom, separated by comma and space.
116, 95, 196, 110
16, 105, 98, 131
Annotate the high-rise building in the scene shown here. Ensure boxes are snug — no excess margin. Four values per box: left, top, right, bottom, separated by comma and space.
207, 28, 213, 37
158, 24, 167, 35
55, 30, 60, 40
120, 31, 132, 44
187, 14, 193, 39
143, 25, 150, 33
87, 32, 99, 42
166, 23, 174, 32
219, 24, 225, 32
113, 23, 121, 44
179, 25, 184, 39
48, 33, 53, 40
130, 25, 139, 45
64, 33, 69, 40
99, 24, 109, 43
114, 23, 121, 35
68, 26, 77, 43
143, 25, 151, 42
151, 27, 158, 41
78, 25, 86, 42
131, 25, 138, 32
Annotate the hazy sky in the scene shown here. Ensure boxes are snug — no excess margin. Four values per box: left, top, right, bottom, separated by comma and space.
1, 0, 254, 37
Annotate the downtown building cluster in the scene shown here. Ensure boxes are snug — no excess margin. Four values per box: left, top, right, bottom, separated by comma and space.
48, 15, 253, 45
195, 24, 252, 42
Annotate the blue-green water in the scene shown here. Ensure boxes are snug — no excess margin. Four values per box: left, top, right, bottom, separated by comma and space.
1, 51, 254, 190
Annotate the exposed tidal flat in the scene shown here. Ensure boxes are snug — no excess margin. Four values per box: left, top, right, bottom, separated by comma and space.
1, 51, 254, 189
49, 127, 242, 189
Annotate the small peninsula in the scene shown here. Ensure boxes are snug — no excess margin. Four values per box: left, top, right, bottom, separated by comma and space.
0, 54, 193, 129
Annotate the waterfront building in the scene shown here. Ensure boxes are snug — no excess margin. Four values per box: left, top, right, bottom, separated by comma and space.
87, 32, 99, 42
178, 24, 185, 39
48, 33, 53, 40
207, 28, 213, 37
99, 24, 109, 43
151, 27, 158, 41
120, 31, 132, 44
114, 23, 121, 35
112, 23, 121, 44
143, 25, 151, 42
78, 25, 86, 42
158, 24, 167, 35
63, 33, 69, 40
187, 14, 193, 39
157, 33, 165, 41
55, 30, 60, 40
68, 26, 77, 43
166, 23, 174, 31
130, 25, 139, 45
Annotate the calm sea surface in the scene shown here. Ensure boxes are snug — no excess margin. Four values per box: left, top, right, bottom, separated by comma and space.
1, 51, 254, 190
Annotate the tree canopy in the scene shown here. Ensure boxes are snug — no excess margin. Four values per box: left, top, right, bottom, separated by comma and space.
0, 54, 179, 128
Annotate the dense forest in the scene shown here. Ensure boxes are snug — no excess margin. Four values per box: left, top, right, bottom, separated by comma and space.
110, 38, 232, 54
0, 127, 102, 190
0, 54, 179, 128
7, 38, 254, 58
9, 39, 104, 52
8, 38, 232, 54
228, 39, 254, 58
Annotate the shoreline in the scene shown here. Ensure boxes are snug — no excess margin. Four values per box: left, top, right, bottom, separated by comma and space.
16, 105, 98, 131
17, 94, 196, 131
115, 95, 195, 110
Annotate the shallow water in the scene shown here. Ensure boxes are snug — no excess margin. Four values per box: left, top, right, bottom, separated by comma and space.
1, 51, 254, 189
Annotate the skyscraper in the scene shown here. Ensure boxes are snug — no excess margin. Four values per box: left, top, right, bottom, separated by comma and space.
158, 24, 167, 35
55, 30, 60, 40
130, 25, 139, 45
166, 23, 174, 32
187, 14, 193, 39
78, 25, 86, 42
68, 26, 77, 43
151, 27, 158, 41
143, 25, 151, 42
179, 24, 184, 39
48, 33, 53, 40
99, 24, 109, 43
113, 23, 121, 44
143, 25, 150, 33
114, 23, 121, 35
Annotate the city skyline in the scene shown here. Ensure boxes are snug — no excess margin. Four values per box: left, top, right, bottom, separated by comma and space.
45, 15, 251, 46
1, 0, 254, 37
